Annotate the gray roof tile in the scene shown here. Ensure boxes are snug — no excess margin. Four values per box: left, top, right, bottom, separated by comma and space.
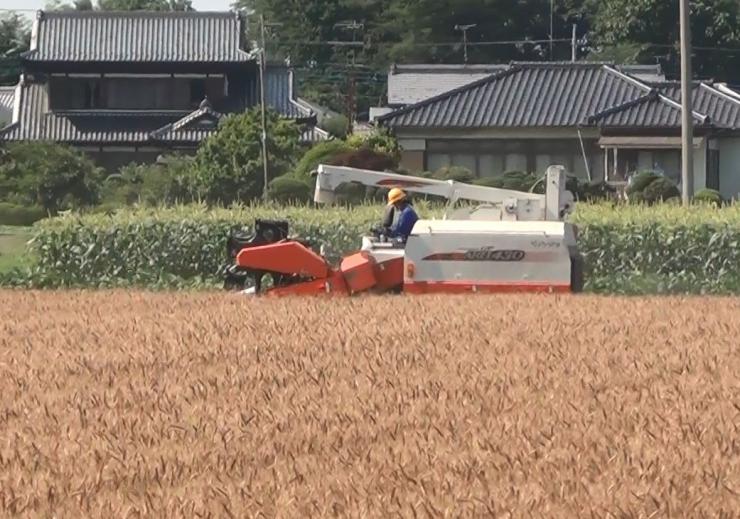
378, 62, 740, 130
378, 62, 649, 128
23, 10, 252, 63
265, 66, 313, 119
150, 103, 221, 143
387, 64, 509, 106
588, 91, 707, 127
0, 86, 15, 110
385, 63, 667, 107
650, 82, 740, 129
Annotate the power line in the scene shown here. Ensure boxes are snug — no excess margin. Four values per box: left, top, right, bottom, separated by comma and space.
273, 38, 573, 48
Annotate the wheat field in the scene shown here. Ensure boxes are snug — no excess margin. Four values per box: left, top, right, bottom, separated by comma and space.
0, 290, 738, 517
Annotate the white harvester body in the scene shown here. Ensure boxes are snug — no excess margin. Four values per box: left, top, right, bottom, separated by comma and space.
314, 164, 583, 294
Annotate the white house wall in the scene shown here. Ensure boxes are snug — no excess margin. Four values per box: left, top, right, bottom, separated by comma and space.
719, 137, 740, 200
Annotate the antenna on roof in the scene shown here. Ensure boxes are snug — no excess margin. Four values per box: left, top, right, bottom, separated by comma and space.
454, 24, 476, 64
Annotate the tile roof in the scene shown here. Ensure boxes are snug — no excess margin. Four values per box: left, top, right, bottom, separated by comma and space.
300, 125, 331, 143
649, 82, 740, 129
379, 62, 650, 128
0, 86, 15, 110
385, 63, 666, 107
264, 66, 313, 119
377, 62, 740, 130
588, 91, 707, 127
150, 102, 222, 143
387, 64, 509, 106
22, 10, 253, 63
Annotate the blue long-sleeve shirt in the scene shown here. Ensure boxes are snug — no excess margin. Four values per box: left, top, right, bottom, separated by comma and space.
389, 204, 418, 240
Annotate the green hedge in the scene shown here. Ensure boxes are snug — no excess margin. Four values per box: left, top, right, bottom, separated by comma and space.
6, 202, 740, 294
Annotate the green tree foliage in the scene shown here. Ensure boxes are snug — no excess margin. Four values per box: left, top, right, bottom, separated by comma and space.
293, 140, 352, 179
100, 154, 194, 208
240, 0, 740, 115
0, 12, 30, 86
239, 0, 596, 113
587, 0, 740, 81
0, 142, 103, 214
322, 115, 349, 139
267, 175, 312, 203
189, 107, 301, 205
346, 128, 400, 161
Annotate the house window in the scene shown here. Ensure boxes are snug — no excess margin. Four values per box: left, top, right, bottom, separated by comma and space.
427, 153, 450, 172
505, 154, 527, 172
82, 80, 102, 108
450, 153, 477, 173
190, 79, 206, 106
50, 78, 104, 109
478, 155, 503, 178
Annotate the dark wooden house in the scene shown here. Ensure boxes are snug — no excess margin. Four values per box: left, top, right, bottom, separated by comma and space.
0, 10, 327, 170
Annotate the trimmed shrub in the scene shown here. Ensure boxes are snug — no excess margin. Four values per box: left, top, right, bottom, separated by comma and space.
626, 171, 662, 195
578, 180, 617, 202
625, 171, 681, 205
693, 188, 723, 206
0, 203, 46, 226
428, 166, 475, 183
636, 176, 680, 204
472, 171, 543, 193
322, 115, 349, 139
327, 147, 398, 171
293, 140, 352, 179
346, 128, 401, 161
267, 176, 312, 203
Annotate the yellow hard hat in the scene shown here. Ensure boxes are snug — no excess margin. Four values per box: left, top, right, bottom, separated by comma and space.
387, 187, 407, 205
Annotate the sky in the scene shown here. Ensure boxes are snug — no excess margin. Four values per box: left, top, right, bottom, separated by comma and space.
3, 0, 235, 20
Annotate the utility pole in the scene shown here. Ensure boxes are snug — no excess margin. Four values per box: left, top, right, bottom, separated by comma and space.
258, 14, 269, 201
334, 21, 364, 134
454, 24, 476, 64
679, 0, 693, 204
571, 24, 577, 62
549, 0, 554, 60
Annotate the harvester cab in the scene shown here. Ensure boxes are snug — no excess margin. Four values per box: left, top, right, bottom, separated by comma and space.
223, 164, 584, 296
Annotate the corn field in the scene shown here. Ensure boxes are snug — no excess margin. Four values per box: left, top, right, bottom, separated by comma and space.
5, 201, 740, 294
1, 290, 738, 517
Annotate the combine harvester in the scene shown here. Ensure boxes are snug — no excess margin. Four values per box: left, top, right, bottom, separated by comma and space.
223, 164, 584, 296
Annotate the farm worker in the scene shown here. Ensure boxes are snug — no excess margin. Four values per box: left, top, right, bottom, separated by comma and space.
386, 188, 418, 242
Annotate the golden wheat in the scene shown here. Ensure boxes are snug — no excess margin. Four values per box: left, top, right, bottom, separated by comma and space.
0, 290, 738, 517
